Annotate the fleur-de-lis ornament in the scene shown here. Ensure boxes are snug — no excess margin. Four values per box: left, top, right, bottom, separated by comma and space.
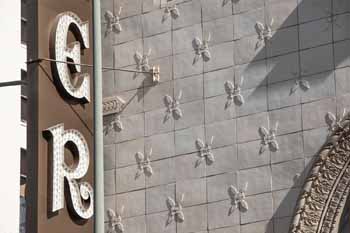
104, 114, 123, 134
135, 49, 152, 71
135, 148, 153, 178
193, 33, 211, 64
255, 18, 274, 49
166, 193, 185, 225
222, 0, 233, 6
259, 121, 279, 154
225, 76, 244, 108
290, 79, 311, 95
113, 114, 123, 131
164, 90, 183, 120
106, 207, 125, 233
195, 136, 215, 167
326, 109, 347, 132
163, 4, 180, 22
104, 7, 123, 37
228, 183, 248, 214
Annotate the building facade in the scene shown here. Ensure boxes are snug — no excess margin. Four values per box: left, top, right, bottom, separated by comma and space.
1, 0, 350, 232
101, 0, 350, 233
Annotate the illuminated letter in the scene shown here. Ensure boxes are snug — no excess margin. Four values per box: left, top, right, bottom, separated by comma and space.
44, 124, 94, 219
50, 12, 90, 103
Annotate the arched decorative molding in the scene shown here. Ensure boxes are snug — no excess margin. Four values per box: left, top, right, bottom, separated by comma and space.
289, 114, 350, 233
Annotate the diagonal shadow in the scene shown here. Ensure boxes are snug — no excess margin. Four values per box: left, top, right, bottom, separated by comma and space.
230, 0, 350, 231
237, 0, 349, 102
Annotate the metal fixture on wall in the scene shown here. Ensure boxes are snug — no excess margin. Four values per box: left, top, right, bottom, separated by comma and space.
193, 33, 212, 64
104, 7, 123, 37
166, 194, 185, 224
225, 77, 245, 108
259, 121, 279, 153
151, 65, 161, 83
164, 90, 183, 121
255, 19, 273, 49
228, 183, 249, 214
106, 207, 125, 233
195, 136, 215, 167
135, 148, 153, 178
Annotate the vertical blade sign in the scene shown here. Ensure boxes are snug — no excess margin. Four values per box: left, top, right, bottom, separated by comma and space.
47, 12, 94, 220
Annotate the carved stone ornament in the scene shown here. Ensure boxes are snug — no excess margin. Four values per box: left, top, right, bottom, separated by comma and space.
166, 194, 185, 225
326, 109, 347, 133
164, 90, 183, 120
289, 111, 350, 233
135, 148, 153, 178
259, 121, 279, 154
163, 4, 180, 22
104, 114, 124, 135
112, 115, 123, 131
228, 183, 249, 214
195, 136, 215, 167
255, 19, 273, 49
104, 7, 123, 37
103, 95, 126, 116
222, 0, 234, 6
135, 49, 152, 71
290, 79, 311, 95
193, 33, 211, 64
225, 77, 245, 108
107, 207, 125, 233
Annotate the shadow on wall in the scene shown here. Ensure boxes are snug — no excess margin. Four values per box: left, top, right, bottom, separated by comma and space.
240, 0, 350, 232
103, 0, 350, 231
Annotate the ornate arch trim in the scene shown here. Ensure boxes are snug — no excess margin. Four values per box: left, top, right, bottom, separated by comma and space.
290, 117, 350, 233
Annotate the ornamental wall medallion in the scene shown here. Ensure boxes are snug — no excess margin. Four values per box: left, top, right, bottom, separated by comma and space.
106, 207, 125, 233
228, 183, 249, 214
166, 194, 185, 224
135, 148, 153, 178
193, 33, 211, 64
222, 0, 234, 6
259, 121, 279, 154
224, 76, 245, 108
135, 49, 152, 72
163, 4, 180, 22
326, 109, 347, 133
104, 114, 124, 134
290, 79, 311, 95
195, 136, 215, 167
289, 112, 350, 233
104, 7, 123, 37
255, 19, 273, 49
164, 90, 183, 121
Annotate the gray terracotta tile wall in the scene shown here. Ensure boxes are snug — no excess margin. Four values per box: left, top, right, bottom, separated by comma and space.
101, 0, 350, 232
